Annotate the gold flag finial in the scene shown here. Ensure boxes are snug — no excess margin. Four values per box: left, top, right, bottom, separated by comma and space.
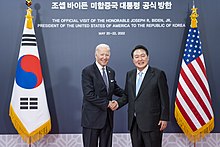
26, 0, 32, 7
190, 7, 199, 28
26, 7, 33, 29
25, 0, 33, 29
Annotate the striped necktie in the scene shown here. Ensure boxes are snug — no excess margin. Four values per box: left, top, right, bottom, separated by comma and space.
102, 68, 109, 92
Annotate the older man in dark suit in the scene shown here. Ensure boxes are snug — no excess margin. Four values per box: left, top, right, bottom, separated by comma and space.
81, 44, 124, 147
110, 45, 170, 147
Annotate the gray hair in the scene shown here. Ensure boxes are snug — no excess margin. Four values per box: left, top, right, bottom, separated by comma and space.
95, 44, 110, 54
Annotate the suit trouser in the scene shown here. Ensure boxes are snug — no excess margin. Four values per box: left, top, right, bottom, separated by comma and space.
82, 117, 112, 147
130, 117, 162, 147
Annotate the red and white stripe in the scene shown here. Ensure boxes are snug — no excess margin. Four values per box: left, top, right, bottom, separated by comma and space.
176, 54, 213, 131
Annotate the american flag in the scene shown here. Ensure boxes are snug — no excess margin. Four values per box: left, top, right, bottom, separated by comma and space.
174, 27, 214, 142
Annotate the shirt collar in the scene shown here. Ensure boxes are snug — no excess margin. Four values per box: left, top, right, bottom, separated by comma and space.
137, 65, 149, 75
96, 61, 106, 71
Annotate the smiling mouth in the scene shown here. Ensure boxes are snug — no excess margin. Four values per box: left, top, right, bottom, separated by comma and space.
138, 62, 144, 65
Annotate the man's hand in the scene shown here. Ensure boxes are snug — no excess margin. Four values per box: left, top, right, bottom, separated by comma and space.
158, 120, 168, 131
108, 100, 119, 111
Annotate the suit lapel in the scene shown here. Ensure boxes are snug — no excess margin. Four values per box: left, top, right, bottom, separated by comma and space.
136, 66, 154, 98
130, 70, 137, 99
93, 63, 107, 89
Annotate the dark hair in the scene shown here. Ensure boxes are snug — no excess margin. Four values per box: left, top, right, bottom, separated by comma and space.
131, 45, 149, 58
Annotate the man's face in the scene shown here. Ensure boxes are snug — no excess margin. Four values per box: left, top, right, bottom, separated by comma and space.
132, 49, 149, 71
95, 47, 110, 67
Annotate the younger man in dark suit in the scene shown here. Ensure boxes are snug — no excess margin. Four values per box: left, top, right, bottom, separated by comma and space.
110, 45, 170, 147
81, 44, 124, 147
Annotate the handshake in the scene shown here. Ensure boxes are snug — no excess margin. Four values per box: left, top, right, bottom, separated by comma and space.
108, 100, 119, 111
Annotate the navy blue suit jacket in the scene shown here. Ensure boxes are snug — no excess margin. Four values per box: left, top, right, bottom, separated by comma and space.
117, 66, 170, 132
81, 63, 124, 129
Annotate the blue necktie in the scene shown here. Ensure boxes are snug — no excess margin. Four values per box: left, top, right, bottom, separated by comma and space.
102, 68, 109, 92
136, 72, 143, 96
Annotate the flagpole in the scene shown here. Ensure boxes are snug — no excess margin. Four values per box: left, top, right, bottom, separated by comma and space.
26, 2, 32, 146
192, 1, 196, 146
29, 137, 31, 147
26, 1, 33, 146
193, 0, 195, 8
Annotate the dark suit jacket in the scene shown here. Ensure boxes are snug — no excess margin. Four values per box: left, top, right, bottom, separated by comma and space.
81, 63, 124, 129
117, 66, 170, 132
